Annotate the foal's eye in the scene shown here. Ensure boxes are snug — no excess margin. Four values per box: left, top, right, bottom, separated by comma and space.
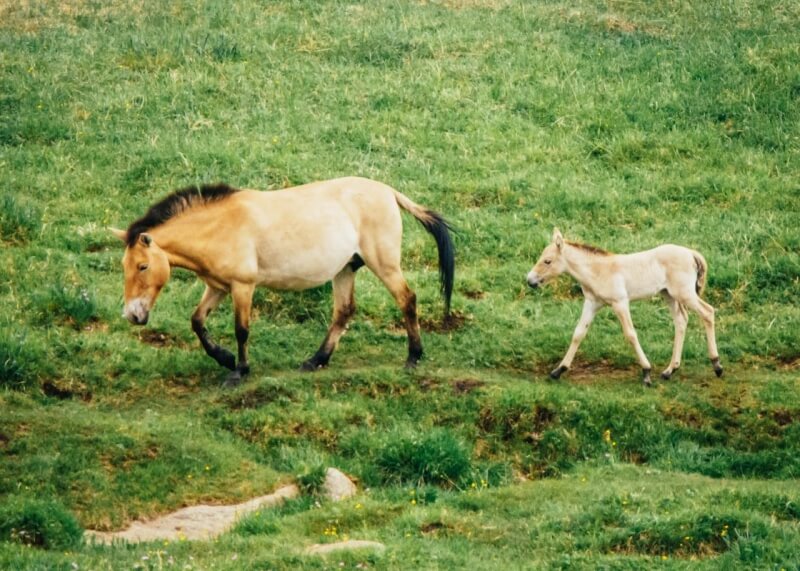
544, 259, 552, 265
138, 263, 149, 272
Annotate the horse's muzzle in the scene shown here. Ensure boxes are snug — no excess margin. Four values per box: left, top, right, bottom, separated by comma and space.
127, 313, 149, 326
526, 273, 541, 289
124, 298, 150, 325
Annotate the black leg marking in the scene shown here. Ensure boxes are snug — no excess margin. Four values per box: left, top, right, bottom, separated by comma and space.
403, 292, 423, 368
549, 365, 567, 380
192, 317, 236, 370
235, 324, 250, 377
711, 357, 723, 377
642, 368, 652, 386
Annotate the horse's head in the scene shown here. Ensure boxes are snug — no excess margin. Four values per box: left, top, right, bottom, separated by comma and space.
527, 228, 567, 288
111, 228, 171, 325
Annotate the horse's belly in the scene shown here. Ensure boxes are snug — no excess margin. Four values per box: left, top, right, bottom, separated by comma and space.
256, 241, 357, 290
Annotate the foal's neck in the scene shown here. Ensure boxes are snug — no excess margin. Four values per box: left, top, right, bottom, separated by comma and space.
562, 244, 609, 287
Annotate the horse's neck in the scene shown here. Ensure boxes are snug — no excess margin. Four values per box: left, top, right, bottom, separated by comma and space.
151, 223, 205, 273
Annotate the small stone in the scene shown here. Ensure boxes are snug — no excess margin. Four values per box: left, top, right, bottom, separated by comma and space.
306, 540, 385, 555
323, 467, 357, 501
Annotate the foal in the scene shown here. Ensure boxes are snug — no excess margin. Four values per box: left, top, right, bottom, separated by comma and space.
526, 229, 722, 385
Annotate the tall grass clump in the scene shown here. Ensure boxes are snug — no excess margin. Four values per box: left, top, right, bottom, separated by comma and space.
0, 331, 40, 389
32, 285, 99, 330
372, 428, 472, 487
0, 497, 83, 550
0, 195, 41, 244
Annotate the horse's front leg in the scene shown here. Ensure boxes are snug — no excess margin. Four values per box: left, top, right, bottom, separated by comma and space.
224, 281, 256, 388
550, 298, 602, 379
191, 285, 235, 370
610, 300, 653, 386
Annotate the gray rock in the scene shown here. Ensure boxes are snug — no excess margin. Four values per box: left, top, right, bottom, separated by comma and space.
306, 540, 386, 555
323, 467, 357, 501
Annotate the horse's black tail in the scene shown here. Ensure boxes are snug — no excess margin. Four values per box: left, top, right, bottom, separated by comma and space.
393, 191, 455, 319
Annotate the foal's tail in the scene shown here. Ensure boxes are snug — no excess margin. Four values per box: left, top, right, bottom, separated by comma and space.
693, 251, 708, 297
393, 190, 455, 318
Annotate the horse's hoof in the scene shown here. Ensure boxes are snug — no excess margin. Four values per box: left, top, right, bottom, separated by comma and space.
223, 371, 242, 389
660, 371, 672, 381
711, 358, 723, 377
714, 365, 724, 378
404, 358, 419, 370
299, 359, 325, 372
549, 366, 566, 380
642, 369, 652, 386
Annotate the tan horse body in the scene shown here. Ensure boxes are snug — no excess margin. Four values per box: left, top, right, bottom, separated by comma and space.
527, 229, 722, 385
113, 177, 454, 386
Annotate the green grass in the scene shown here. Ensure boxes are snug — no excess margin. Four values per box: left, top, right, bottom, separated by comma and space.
2, 0, 800, 568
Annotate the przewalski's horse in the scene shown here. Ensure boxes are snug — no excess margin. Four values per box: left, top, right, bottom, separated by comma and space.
111, 177, 455, 387
526, 229, 722, 385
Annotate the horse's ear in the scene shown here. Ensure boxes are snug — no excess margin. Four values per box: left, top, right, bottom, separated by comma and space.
553, 228, 564, 250
139, 233, 152, 247
109, 227, 128, 242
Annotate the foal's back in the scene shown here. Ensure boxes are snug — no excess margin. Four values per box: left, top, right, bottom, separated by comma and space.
614, 245, 699, 301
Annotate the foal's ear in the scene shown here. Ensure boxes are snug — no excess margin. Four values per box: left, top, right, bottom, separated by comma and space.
552, 228, 564, 249
109, 227, 128, 242
139, 233, 153, 247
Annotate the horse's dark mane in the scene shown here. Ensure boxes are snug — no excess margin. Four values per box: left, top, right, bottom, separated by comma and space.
567, 241, 612, 256
126, 183, 238, 247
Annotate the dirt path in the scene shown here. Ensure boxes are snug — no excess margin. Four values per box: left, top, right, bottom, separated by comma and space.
85, 484, 299, 544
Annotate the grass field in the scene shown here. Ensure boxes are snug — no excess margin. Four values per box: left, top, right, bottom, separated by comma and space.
1, 0, 800, 569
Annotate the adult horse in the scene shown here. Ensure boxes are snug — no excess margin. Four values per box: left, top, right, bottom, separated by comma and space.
111, 177, 455, 387
526, 229, 722, 385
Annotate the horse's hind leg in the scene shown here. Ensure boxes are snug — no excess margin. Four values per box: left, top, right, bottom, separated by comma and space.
660, 293, 688, 380
682, 294, 722, 377
225, 281, 256, 388
191, 285, 235, 370
611, 300, 653, 385
373, 266, 422, 368
301, 266, 357, 371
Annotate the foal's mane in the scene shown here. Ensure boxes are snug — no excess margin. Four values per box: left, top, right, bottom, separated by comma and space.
566, 241, 612, 256
126, 183, 238, 247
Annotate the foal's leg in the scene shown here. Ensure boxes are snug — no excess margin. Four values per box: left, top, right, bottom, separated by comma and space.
683, 295, 723, 377
224, 281, 256, 388
610, 300, 653, 385
301, 266, 357, 371
191, 285, 235, 370
660, 294, 688, 380
550, 298, 603, 380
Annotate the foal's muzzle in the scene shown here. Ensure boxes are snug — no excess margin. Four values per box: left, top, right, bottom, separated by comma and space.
526, 272, 542, 289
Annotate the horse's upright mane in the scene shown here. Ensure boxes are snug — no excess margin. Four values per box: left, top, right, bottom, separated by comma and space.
567, 241, 612, 256
126, 183, 239, 247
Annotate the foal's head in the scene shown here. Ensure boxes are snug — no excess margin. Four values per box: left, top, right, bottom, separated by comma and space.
111, 229, 171, 325
527, 228, 568, 288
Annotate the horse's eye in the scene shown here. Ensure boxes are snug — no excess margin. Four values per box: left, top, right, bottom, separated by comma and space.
138, 264, 149, 272
544, 260, 552, 265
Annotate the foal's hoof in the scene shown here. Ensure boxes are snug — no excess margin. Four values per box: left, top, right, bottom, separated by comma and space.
404, 358, 419, 370
642, 369, 652, 387
299, 359, 325, 372
711, 358, 723, 377
660, 366, 678, 381
223, 370, 242, 389
549, 365, 567, 380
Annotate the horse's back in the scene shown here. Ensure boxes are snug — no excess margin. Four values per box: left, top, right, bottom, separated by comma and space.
230, 178, 403, 289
